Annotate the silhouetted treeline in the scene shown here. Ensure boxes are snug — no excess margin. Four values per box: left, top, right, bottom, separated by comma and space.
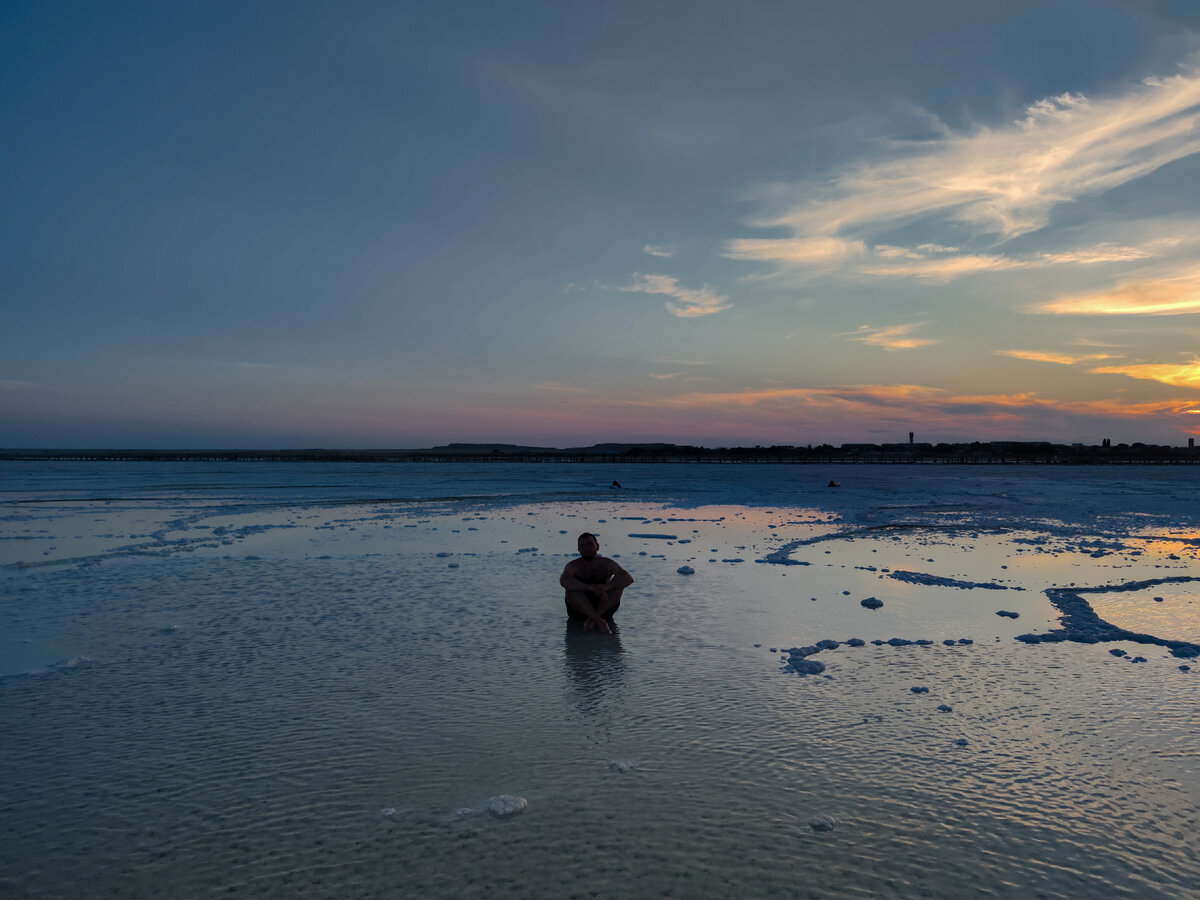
3, 440, 1198, 464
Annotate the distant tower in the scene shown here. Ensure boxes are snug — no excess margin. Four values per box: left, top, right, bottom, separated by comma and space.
908, 432, 914, 444
1190, 438, 1195, 450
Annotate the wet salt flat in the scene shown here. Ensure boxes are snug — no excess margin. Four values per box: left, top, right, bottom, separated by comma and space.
2, 462, 1199, 898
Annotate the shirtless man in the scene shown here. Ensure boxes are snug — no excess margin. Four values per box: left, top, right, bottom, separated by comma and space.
559, 532, 634, 634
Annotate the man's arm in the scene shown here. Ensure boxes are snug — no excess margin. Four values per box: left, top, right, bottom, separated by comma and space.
560, 561, 601, 594
602, 559, 633, 591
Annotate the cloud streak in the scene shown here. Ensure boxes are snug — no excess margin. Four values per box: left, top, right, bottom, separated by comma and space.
1090, 360, 1200, 388
724, 237, 866, 266
856, 241, 1173, 281
997, 350, 1116, 365
849, 323, 938, 350
1033, 263, 1200, 315
728, 63, 1200, 275
611, 383, 1200, 435
623, 273, 732, 318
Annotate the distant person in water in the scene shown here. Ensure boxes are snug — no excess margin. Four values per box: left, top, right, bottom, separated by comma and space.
560, 532, 634, 634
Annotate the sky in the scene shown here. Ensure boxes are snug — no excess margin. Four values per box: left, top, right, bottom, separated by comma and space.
4, 0, 1200, 449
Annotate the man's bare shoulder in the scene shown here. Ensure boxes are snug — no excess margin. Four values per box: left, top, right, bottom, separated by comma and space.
597, 554, 628, 573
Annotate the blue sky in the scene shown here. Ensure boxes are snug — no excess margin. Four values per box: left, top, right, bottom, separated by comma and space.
4, 0, 1200, 448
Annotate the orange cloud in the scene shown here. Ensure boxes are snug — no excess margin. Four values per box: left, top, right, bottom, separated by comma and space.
998, 350, 1116, 365
1034, 264, 1200, 315
860, 253, 1025, 280
1090, 360, 1200, 388
608, 384, 1200, 431
849, 323, 938, 350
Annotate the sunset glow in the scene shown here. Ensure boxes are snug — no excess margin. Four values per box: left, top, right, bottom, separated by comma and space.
3, 3, 1200, 447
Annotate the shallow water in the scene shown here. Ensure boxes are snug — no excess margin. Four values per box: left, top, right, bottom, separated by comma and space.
2, 463, 1198, 897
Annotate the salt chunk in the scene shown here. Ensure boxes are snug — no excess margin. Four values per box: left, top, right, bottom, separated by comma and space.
808, 814, 836, 832
677, 566, 695, 575
791, 659, 826, 676
487, 795, 527, 817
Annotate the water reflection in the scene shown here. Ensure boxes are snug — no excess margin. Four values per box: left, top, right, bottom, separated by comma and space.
563, 620, 627, 717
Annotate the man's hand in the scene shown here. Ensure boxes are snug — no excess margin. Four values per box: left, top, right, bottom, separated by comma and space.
583, 616, 613, 634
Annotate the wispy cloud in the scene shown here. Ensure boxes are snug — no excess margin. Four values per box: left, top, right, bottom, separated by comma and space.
623, 273, 732, 318
643, 244, 675, 258
860, 252, 1025, 280
849, 323, 938, 350
1033, 262, 1200, 315
728, 233, 1178, 283
997, 349, 1116, 365
1090, 360, 1200, 388
728, 62, 1200, 274
1036, 243, 1167, 265
806, 71, 1197, 238
858, 239, 1175, 281
0, 379, 38, 390
724, 237, 866, 266
615, 383, 1200, 430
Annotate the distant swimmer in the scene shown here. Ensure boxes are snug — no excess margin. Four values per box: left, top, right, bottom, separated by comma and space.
611, 480, 622, 488
828, 480, 840, 488
559, 532, 634, 634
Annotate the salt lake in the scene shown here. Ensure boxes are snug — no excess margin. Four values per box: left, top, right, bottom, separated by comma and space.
2, 462, 1198, 898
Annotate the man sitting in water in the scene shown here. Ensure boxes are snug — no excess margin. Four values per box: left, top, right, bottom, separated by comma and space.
559, 532, 634, 634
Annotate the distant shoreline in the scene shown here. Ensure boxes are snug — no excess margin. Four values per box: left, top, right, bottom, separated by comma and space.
2, 441, 1198, 465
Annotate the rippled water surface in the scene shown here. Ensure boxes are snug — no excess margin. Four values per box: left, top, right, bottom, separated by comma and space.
2, 462, 1198, 898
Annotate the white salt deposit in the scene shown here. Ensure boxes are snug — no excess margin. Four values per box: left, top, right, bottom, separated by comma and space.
487, 795, 528, 817
4, 461, 1200, 899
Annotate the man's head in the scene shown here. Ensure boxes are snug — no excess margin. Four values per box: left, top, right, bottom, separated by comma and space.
577, 532, 599, 560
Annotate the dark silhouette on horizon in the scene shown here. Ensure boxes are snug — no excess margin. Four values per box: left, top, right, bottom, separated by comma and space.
3, 439, 1198, 465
